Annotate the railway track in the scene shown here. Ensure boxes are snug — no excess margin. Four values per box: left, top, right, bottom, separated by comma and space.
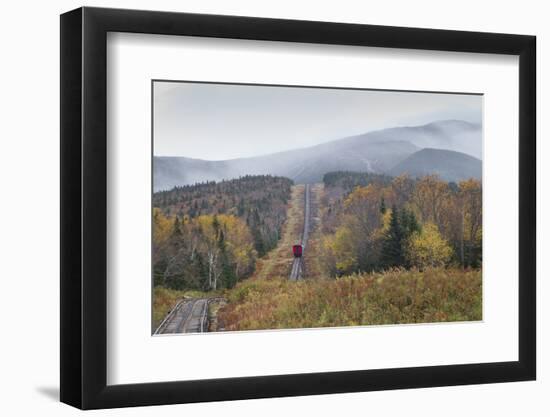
290, 184, 311, 281
154, 298, 210, 335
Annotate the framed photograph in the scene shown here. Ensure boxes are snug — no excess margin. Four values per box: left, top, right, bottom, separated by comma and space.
60, 7, 536, 409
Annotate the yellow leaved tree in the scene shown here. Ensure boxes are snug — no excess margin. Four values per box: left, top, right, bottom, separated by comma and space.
405, 223, 453, 269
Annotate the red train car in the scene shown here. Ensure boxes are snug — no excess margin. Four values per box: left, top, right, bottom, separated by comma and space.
292, 244, 303, 258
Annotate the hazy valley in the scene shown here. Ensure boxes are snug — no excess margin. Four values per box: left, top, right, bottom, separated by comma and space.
154, 119, 482, 191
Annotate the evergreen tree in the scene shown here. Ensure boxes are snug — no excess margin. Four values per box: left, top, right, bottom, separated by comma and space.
221, 252, 237, 288
171, 216, 182, 238
212, 214, 220, 235
380, 197, 387, 214
381, 205, 405, 267
237, 197, 245, 216
400, 208, 420, 238
217, 227, 233, 288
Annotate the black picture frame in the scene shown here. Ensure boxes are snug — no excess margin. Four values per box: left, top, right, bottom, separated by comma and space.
60, 6, 536, 410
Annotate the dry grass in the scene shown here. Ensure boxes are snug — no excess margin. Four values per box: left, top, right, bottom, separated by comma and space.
303, 183, 325, 280
218, 268, 482, 331
251, 184, 305, 280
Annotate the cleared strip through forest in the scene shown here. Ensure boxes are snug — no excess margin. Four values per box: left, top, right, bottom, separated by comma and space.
290, 184, 311, 281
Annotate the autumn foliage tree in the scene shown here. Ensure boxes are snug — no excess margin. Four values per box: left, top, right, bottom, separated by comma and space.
411, 174, 450, 229
405, 223, 453, 269
459, 179, 482, 268
153, 213, 256, 291
153, 175, 292, 256
322, 171, 482, 276
152, 176, 290, 292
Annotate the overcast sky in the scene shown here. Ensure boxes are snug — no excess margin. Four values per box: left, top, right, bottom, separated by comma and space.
153, 81, 482, 160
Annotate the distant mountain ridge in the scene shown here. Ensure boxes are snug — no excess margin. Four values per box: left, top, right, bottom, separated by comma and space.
389, 148, 481, 182
154, 119, 482, 191
358, 119, 481, 158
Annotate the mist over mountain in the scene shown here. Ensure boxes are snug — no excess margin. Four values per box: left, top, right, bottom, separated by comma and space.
362, 119, 481, 159
154, 119, 482, 191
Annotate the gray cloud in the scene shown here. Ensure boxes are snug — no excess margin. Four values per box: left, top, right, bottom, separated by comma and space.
153, 81, 482, 160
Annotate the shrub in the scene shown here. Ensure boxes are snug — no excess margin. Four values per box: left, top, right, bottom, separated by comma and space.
218, 268, 481, 331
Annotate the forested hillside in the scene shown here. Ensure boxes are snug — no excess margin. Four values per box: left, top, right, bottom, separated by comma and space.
152, 175, 292, 291
219, 171, 483, 331
322, 171, 391, 233
322, 171, 392, 190
321, 171, 482, 276
153, 170, 483, 331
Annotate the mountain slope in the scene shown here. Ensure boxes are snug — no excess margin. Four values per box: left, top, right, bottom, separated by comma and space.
361, 119, 481, 159
389, 148, 482, 182
154, 140, 417, 190
154, 119, 482, 190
